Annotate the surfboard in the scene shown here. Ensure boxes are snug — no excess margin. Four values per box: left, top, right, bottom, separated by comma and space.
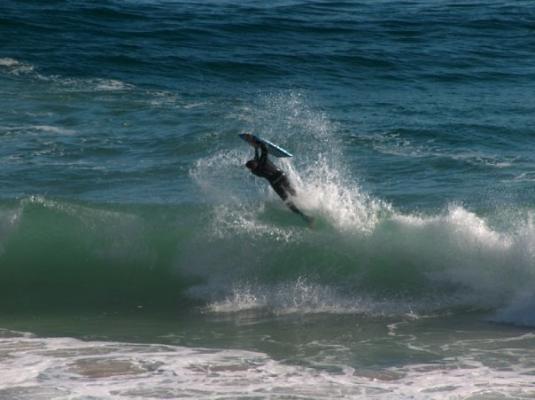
239, 133, 293, 158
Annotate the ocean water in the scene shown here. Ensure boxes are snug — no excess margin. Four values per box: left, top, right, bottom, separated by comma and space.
1, 0, 535, 398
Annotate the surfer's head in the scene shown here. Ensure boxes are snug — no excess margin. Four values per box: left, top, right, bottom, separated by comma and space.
246, 160, 258, 170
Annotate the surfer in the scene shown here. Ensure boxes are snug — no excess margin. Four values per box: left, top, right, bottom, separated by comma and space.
245, 139, 313, 225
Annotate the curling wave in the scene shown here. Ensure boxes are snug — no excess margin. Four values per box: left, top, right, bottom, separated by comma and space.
1, 174, 534, 328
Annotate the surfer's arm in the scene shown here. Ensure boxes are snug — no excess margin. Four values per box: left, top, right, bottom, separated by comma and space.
258, 142, 268, 166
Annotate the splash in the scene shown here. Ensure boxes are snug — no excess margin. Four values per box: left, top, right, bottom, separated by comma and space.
193, 204, 535, 323
207, 278, 427, 317
285, 156, 387, 232
187, 92, 535, 324
191, 91, 388, 233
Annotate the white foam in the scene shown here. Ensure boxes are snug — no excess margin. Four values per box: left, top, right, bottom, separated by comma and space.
31, 125, 76, 135
1, 124, 76, 137
512, 171, 535, 182
212, 204, 300, 242
0, 58, 21, 67
202, 201, 535, 322
384, 205, 535, 325
286, 157, 388, 233
392, 205, 511, 250
0, 57, 135, 93
0, 58, 34, 75
0, 333, 534, 399
92, 78, 134, 91
43, 76, 135, 92
207, 278, 428, 317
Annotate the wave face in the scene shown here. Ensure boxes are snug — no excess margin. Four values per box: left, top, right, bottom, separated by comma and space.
1, 189, 535, 328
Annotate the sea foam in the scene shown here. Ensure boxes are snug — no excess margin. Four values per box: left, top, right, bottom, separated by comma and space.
1, 331, 534, 399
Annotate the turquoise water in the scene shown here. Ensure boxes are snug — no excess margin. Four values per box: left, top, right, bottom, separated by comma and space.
1, 1, 535, 398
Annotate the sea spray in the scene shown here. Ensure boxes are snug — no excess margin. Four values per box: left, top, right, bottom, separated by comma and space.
186, 93, 535, 323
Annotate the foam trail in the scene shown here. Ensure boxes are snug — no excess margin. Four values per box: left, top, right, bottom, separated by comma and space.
0, 58, 35, 75
0, 57, 134, 92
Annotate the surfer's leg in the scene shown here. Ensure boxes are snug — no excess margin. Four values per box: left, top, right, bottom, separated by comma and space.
279, 175, 296, 197
270, 178, 313, 225
270, 174, 295, 198
270, 177, 289, 201
286, 201, 314, 225
286, 201, 305, 217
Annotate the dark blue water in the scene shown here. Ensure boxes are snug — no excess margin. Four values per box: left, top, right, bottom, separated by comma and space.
2, 0, 535, 207
1, 1, 535, 398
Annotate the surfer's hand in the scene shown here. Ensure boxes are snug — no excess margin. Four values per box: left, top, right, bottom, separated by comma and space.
244, 134, 258, 146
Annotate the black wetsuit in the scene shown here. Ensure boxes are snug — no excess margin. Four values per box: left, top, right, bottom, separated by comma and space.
248, 143, 310, 221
